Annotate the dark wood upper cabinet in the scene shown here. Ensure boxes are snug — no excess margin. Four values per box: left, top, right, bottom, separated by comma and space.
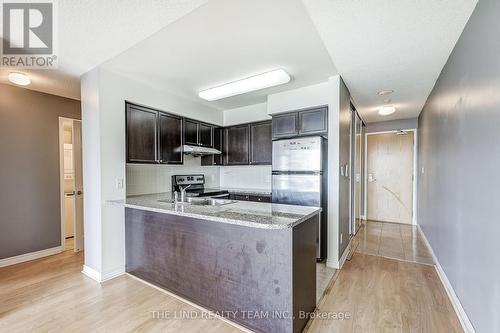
272, 106, 328, 139
158, 113, 183, 164
250, 121, 272, 165
224, 124, 250, 165
126, 104, 157, 163
184, 119, 198, 145
201, 127, 223, 166
198, 123, 213, 147
272, 113, 298, 139
298, 107, 328, 135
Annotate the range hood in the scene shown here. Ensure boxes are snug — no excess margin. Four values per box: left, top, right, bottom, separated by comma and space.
182, 145, 221, 156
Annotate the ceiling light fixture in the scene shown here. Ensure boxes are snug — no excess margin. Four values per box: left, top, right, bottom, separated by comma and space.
378, 105, 396, 116
378, 89, 394, 96
8, 72, 31, 86
199, 69, 291, 101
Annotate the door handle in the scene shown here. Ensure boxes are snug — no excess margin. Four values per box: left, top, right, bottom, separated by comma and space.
77, 190, 83, 195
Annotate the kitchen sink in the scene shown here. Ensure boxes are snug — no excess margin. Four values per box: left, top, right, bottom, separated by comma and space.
159, 197, 237, 206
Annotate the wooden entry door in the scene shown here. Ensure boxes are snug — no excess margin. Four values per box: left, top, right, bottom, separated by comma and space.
367, 132, 414, 224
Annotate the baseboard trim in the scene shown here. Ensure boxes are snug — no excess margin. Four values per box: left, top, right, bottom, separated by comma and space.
127, 273, 253, 333
102, 266, 125, 282
0, 246, 62, 268
417, 225, 476, 333
82, 265, 102, 282
325, 258, 339, 269
82, 265, 125, 283
338, 244, 350, 269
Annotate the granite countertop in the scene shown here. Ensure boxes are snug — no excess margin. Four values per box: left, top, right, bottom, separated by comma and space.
111, 192, 320, 230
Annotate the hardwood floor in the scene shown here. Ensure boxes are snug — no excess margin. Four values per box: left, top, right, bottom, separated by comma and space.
307, 253, 462, 333
0, 225, 461, 333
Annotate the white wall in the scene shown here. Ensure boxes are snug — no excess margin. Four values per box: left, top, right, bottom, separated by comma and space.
81, 67, 222, 279
267, 77, 342, 268
267, 81, 332, 115
223, 102, 270, 126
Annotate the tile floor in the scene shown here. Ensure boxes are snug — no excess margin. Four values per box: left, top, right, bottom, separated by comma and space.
316, 263, 336, 303
353, 220, 434, 265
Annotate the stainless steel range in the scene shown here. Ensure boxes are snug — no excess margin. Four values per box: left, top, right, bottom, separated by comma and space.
172, 175, 229, 198
272, 136, 328, 260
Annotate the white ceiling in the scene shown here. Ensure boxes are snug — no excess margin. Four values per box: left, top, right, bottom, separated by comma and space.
1, 0, 479, 123
302, 0, 478, 123
102, 0, 337, 110
0, 0, 208, 99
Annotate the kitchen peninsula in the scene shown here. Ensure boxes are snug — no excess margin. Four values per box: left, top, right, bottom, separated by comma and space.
123, 192, 320, 333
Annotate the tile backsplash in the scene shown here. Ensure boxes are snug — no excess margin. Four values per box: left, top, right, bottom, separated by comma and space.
126, 156, 272, 196
220, 165, 272, 190
126, 155, 220, 196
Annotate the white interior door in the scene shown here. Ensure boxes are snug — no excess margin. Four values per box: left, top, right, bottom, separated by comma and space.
367, 132, 414, 224
72, 121, 84, 252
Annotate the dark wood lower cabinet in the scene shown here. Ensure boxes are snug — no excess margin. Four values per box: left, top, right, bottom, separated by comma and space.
125, 208, 317, 333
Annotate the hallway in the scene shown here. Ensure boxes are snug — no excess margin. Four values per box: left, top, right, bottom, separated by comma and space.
354, 221, 434, 265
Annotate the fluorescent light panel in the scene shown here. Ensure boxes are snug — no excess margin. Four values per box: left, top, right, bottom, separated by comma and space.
199, 69, 291, 101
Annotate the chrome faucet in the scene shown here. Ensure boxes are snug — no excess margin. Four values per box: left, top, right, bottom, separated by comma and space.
179, 185, 192, 202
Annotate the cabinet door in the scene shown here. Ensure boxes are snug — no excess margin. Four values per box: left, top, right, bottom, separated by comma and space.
126, 104, 157, 163
225, 125, 249, 165
198, 123, 213, 147
272, 112, 298, 139
298, 107, 328, 136
250, 121, 272, 165
201, 127, 222, 166
158, 113, 183, 164
248, 195, 272, 203
184, 119, 198, 145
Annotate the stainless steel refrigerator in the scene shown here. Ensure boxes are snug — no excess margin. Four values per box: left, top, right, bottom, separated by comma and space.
272, 136, 328, 260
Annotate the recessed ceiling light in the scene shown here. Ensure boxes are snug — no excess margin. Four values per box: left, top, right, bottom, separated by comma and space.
378, 89, 394, 96
199, 69, 291, 101
378, 105, 396, 116
8, 72, 31, 86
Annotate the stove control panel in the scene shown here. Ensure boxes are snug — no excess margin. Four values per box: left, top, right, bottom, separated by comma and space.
173, 174, 205, 186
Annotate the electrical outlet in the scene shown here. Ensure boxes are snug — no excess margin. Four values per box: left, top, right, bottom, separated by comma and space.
116, 178, 124, 189
340, 233, 343, 244
421, 167, 425, 174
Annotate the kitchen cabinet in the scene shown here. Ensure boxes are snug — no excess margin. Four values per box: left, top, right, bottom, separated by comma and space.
224, 124, 250, 165
272, 106, 328, 139
298, 107, 328, 135
198, 123, 213, 147
201, 127, 223, 166
126, 102, 183, 164
184, 119, 213, 147
250, 121, 272, 165
158, 113, 183, 164
229, 193, 272, 203
184, 119, 199, 145
126, 104, 158, 163
272, 112, 298, 139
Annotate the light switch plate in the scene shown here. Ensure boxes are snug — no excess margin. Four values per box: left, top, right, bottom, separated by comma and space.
116, 178, 124, 189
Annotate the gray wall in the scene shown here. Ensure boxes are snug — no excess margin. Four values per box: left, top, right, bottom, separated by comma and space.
417, 0, 498, 331
0, 84, 81, 259
338, 78, 351, 257
365, 117, 418, 133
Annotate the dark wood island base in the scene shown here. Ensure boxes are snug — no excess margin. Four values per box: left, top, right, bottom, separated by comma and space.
125, 207, 318, 333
